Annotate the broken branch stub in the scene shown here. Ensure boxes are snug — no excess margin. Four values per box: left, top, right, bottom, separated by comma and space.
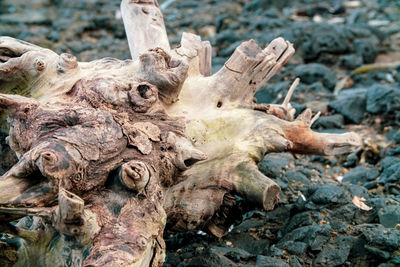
0, 1, 362, 266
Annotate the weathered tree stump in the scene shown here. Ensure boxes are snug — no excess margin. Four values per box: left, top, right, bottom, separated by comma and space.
0, 0, 362, 266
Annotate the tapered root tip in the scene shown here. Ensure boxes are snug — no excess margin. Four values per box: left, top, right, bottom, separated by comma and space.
263, 183, 281, 210
324, 132, 363, 156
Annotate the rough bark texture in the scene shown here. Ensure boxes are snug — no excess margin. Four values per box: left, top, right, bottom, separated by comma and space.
0, 1, 362, 266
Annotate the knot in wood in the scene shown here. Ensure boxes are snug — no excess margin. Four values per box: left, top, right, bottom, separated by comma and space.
128, 82, 157, 112
120, 160, 150, 192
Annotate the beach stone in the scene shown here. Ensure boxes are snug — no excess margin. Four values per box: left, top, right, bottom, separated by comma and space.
378, 205, 400, 228
329, 88, 366, 124
366, 84, 400, 114
293, 63, 337, 90
309, 185, 345, 205
342, 165, 380, 185
313, 236, 352, 267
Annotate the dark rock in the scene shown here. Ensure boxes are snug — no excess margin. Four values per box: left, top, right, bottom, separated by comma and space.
283, 170, 310, 188
255, 255, 289, 267
278, 224, 331, 252
258, 156, 289, 178
289, 255, 303, 267
277, 241, 307, 256
185, 247, 238, 267
343, 184, 370, 199
364, 245, 391, 260
329, 220, 348, 233
386, 147, 400, 156
366, 84, 400, 114
309, 184, 345, 205
329, 88, 366, 124
209, 246, 254, 263
312, 114, 344, 129
342, 165, 380, 185
379, 161, 400, 184
343, 152, 359, 168
293, 64, 337, 90
380, 156, 400, 170
255, 81, 290, 104
267, 245, 286, 257
283, 211, 323, 233
339, 54, 363, 70
313, 236, 352, 267
298, 23, 349, 62
265, 205, 292, 225
360, 224, 400, 251
332, 203, 376, 224
226, 230, 270, 255
378, 205, 400, 228
353, 38, 379, 64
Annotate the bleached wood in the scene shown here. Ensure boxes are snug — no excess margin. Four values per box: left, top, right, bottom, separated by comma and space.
121, 0, 170, 60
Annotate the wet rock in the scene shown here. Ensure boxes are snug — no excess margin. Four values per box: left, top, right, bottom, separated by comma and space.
329, 88, 367, 124
312, 114, 344, 129
255, 255, 289, 267
342, 165, 380, 185
293, 64, 337, 90
313, 235, 352, 267
378, 205, 400, 228
309, 184, 345, 205
366, 84, 400, 114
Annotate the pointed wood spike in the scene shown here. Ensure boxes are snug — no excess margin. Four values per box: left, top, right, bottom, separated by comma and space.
283, 77, 300, 108
310, 111, 321, 126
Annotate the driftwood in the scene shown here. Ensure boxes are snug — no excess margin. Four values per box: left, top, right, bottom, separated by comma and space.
0, 0, 362, 266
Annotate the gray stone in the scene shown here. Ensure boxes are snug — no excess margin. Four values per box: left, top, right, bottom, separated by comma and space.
293, 63, 337, 90
312, 114, 344, 129
366, 84, 400, 114
310, 184, 345, 205
328, 88, 366, 124
313, 236, 352, 267
277, 241, 307, 256
258, 156, 289, 178
378, 205, 400, 228
283, 170, 310, 187
339, 54, 363, 70
342, 165, 380, 184
278, 224, 331, 252
360, 224, 400, 251
255, 255, 290, 267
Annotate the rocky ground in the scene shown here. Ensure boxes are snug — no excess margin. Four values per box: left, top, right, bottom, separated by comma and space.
0, 0, 399, 266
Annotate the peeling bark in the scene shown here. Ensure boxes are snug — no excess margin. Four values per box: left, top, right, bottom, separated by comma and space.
0, 1, 362, 266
